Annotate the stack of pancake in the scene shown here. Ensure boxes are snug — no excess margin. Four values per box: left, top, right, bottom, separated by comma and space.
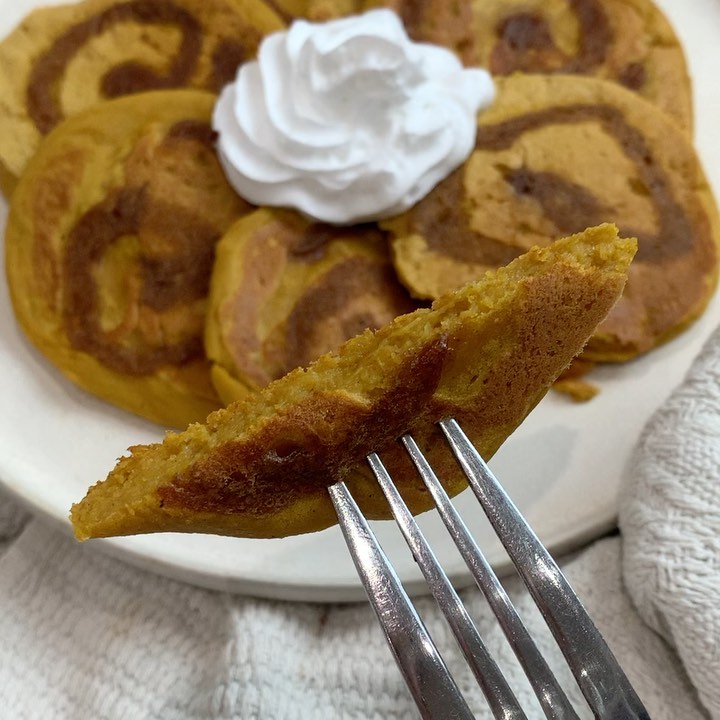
1, 0, 718, 434
370, 0, 718, 372
1, 0, 285, 426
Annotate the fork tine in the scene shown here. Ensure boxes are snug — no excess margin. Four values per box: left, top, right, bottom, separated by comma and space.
401, 433, 581, 720
328, 480, 476, 720
439, 418, 651, 720
367, 452, 528, 720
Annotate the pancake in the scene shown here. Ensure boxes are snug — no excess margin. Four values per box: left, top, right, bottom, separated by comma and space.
0, 0, 284, 196
71, 224, 636, 541
205, 207, 419, 404
384, 74, 719, 362
362, 0, 692, 131
263, 0, 361, 21
5, 89, 252, 427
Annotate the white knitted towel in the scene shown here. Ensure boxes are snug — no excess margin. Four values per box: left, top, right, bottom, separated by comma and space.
620, 322, 720, 718
1, 325, 719, 719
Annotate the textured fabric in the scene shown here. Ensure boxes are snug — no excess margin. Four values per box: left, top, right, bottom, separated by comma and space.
0, 496, 707, 719
2, 326, 720, 719
621, 323, 720, 719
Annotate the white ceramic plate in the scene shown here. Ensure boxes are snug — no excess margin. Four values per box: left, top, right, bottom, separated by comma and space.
1, 0, 719, 602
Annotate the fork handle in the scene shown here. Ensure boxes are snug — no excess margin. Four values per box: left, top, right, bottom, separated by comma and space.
329, 481, 476, 720
440, 419, 651, 720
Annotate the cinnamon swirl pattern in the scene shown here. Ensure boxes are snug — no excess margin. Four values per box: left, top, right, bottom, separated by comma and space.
205, 208, 419, 404
0, 0, 283, 195
363, 0, 692, 131
71, 226, 636, 540
5, 90, 252, 427
384, 74, 719, 362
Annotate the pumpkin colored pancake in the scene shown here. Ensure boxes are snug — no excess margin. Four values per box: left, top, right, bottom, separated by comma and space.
205, 207, 419, 404
5, 89, 252, 427
71, 224, 636, 541
384, 74, 719, 362
0, 0, 284, 196
263, 0, 361, 22
363, 0, 692, 131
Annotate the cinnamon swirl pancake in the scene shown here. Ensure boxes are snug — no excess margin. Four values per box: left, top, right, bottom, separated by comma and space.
363, 0, 692, 131
71, 225, 635, 540
5, 89, 251, 427
205, 208, 418, 404
385, 74, 719, 362
263, 0, 361, 22
0, 0, 283, 196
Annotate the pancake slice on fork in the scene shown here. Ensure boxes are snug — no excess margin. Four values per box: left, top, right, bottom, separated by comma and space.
71, 224, 636, 540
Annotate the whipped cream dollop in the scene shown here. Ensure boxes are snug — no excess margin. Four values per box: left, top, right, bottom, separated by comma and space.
213, 9, 494, 224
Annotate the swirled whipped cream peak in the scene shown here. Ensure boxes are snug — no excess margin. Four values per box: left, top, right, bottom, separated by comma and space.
213, 9, 494, 224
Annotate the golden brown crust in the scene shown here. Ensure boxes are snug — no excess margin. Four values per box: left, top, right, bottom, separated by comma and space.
205, 208, 419, 403
384, 74, 719, 362
5, 90, 252, 427
553, 378, 600, 401
0, 0, 284, 188
71, 224, 636, 541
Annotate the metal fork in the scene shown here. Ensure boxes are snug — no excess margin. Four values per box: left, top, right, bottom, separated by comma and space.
328, 418, 650, 720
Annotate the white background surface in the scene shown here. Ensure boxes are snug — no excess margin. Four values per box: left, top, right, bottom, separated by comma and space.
0, 0, 718, 601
